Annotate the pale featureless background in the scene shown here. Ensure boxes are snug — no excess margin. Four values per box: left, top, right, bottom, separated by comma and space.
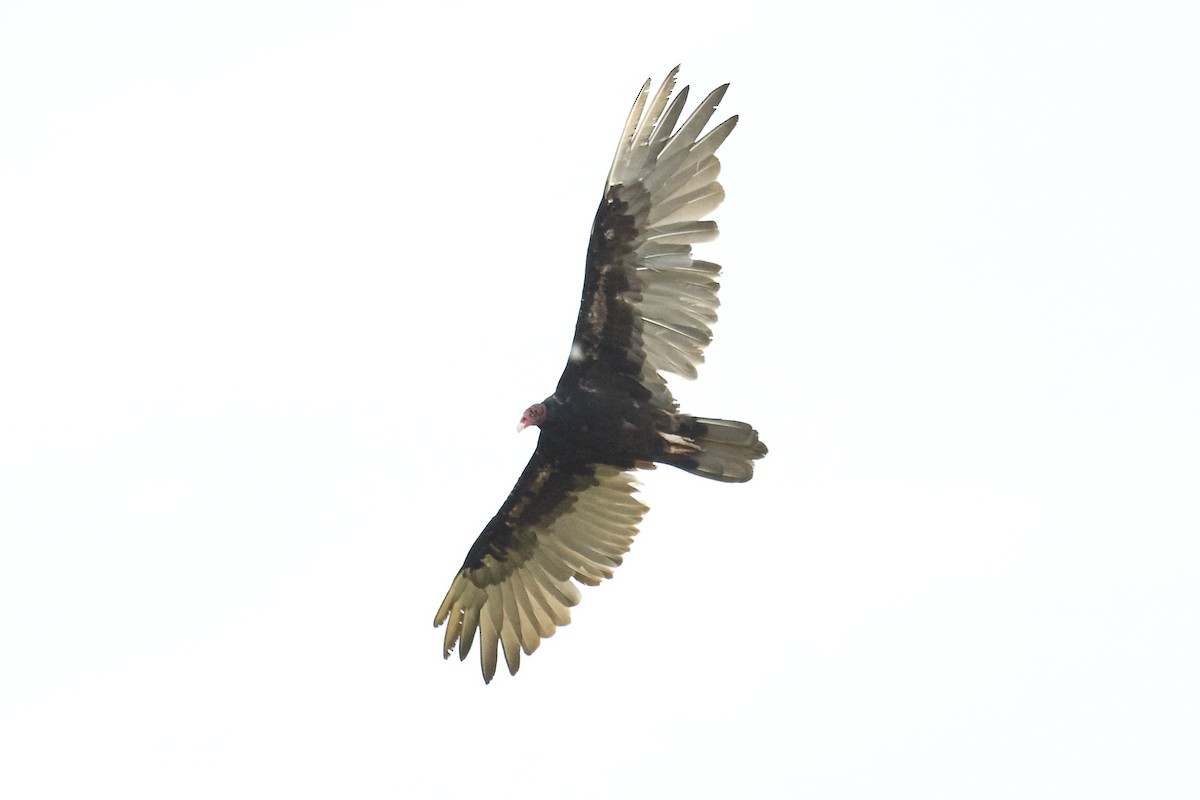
2, 2, 1197, 797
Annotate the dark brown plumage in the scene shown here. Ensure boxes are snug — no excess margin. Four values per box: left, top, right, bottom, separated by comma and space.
434, 68, 767, 682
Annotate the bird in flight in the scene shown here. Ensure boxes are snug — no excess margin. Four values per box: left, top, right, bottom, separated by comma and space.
434, 67, 767, 682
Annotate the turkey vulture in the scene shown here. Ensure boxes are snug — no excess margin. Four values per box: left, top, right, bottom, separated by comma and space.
434, 68, 767, 682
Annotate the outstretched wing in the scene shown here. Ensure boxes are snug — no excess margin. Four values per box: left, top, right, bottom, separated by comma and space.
559, 67, 737, 408
434, 452, 648, 682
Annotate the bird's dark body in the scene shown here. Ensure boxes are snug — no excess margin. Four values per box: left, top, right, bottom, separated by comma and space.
436, 69, 767, 681
541, 393, 664, 467
463, 392, 666, 573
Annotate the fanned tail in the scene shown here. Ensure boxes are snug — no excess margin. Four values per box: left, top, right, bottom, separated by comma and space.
660, 416, 768, 483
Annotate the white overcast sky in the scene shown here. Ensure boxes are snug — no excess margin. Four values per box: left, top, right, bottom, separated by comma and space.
2, 1, 1198, 798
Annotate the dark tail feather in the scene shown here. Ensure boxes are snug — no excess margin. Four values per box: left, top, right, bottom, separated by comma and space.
662, 416, 768, 483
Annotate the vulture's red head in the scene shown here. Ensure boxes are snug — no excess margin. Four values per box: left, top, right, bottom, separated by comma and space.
517, 403, 547, 432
